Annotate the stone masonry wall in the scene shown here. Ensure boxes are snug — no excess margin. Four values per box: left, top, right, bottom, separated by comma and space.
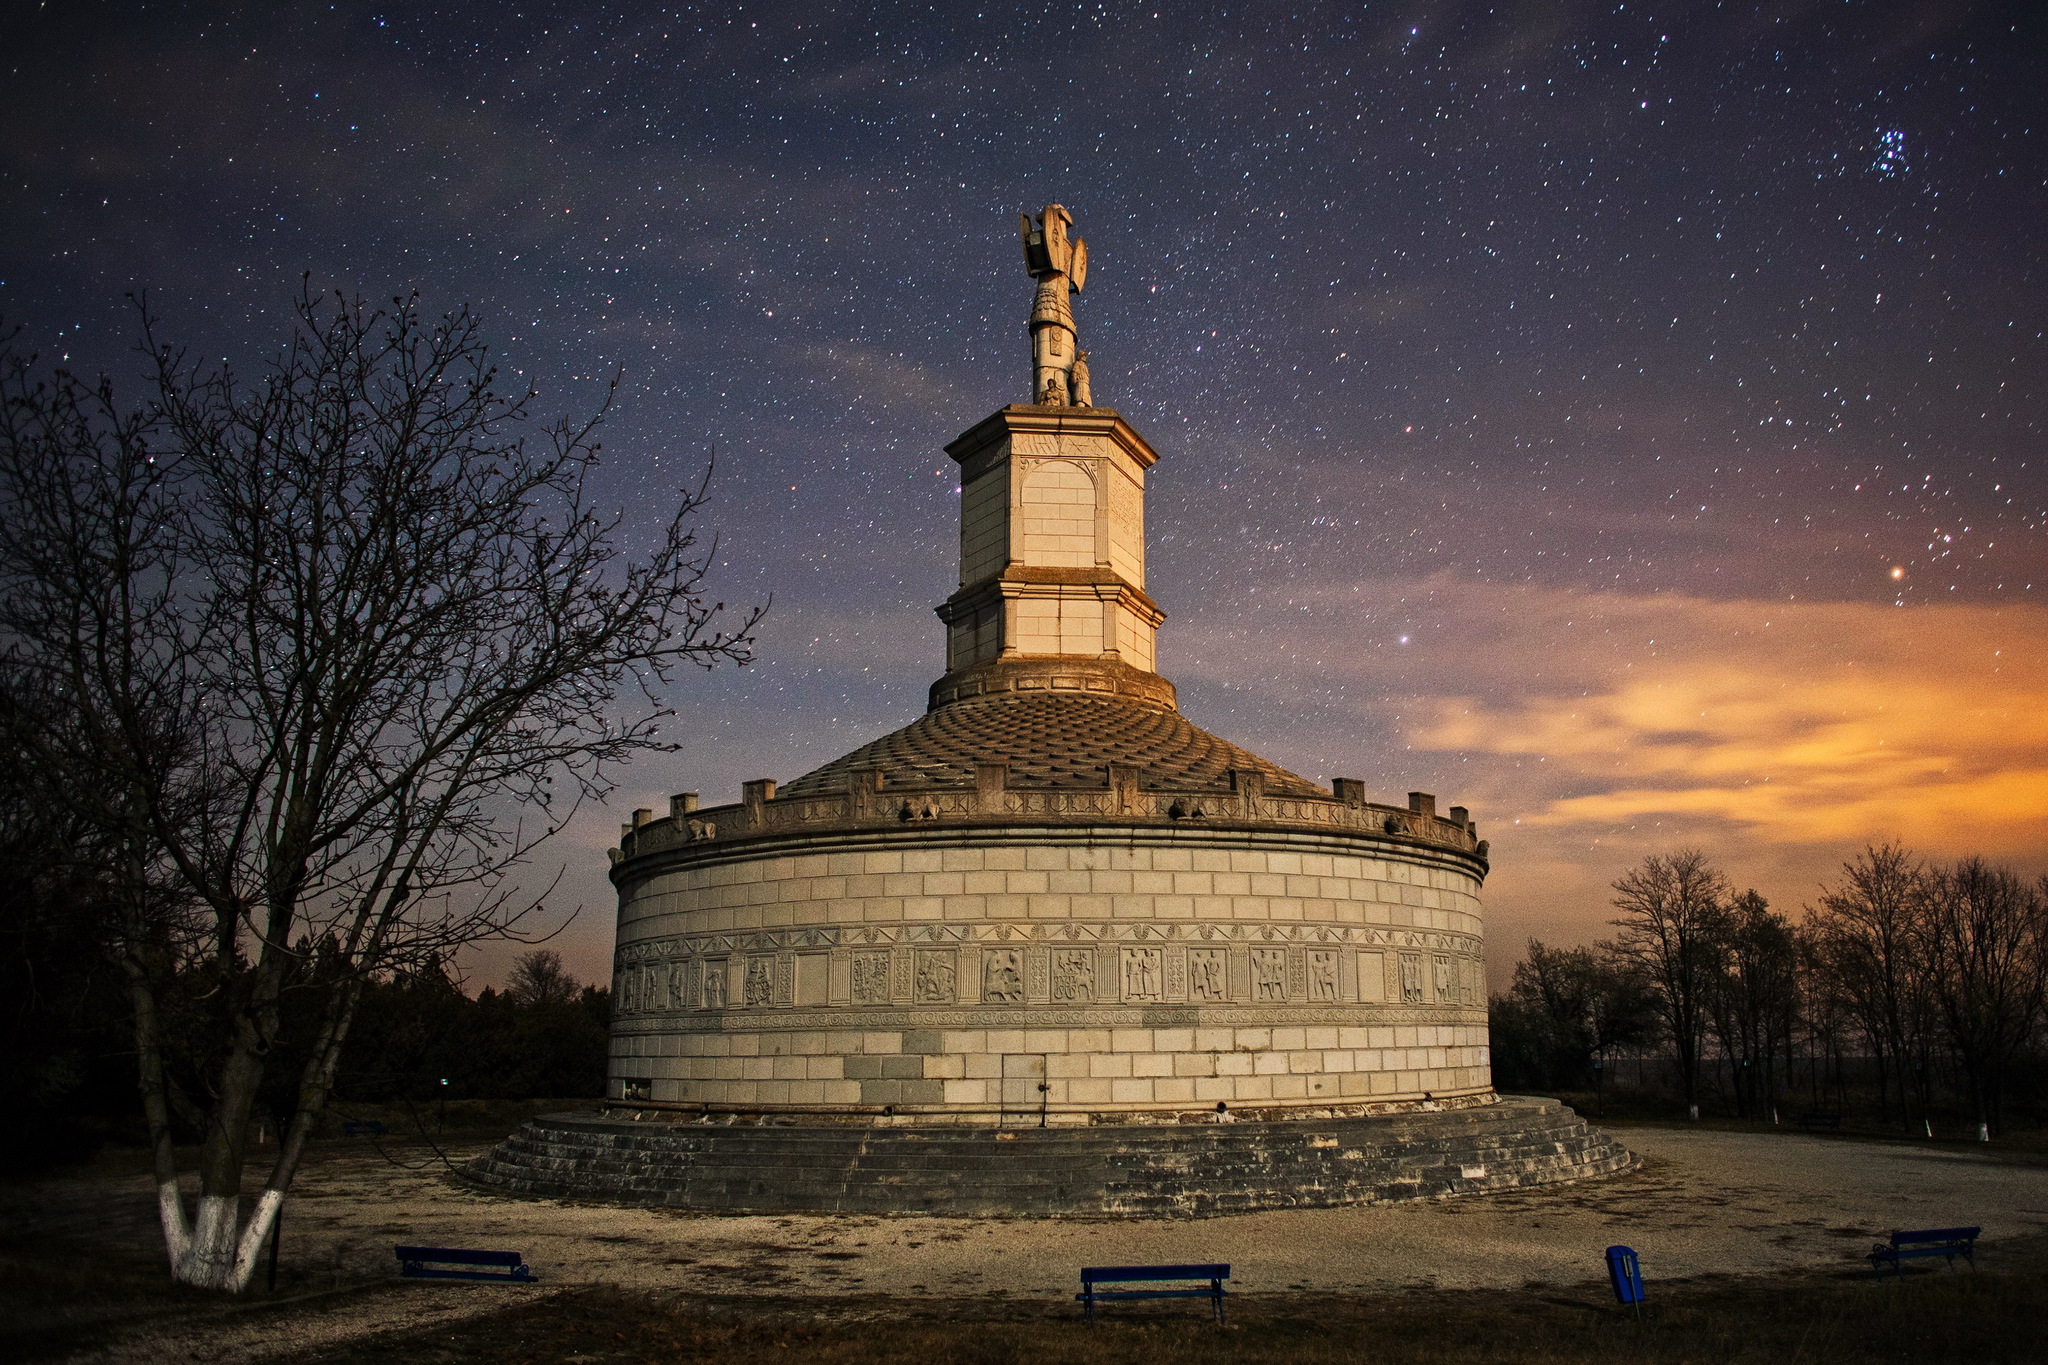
609, 829, 1490, 1122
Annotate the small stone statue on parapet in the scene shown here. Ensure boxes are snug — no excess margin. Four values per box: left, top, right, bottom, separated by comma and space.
1019, 203, 1091, 406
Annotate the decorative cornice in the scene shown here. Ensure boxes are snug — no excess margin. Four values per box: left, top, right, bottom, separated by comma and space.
944, 403, 1161, 472
924, 653, 1178, 712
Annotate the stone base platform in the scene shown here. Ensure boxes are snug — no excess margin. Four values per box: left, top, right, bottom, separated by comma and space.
465, 1096, 1633, 1217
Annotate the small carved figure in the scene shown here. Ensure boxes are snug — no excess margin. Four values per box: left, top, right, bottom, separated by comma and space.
703, 959, 728, 1009
1189, 948, 1228, 1002
1018, 203, 1090, 405
1399, 954, 1425, 1004
1433, 955, 1455, 1003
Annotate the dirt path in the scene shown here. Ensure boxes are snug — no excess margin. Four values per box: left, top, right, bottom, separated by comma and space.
9, 1123, 2048, 1361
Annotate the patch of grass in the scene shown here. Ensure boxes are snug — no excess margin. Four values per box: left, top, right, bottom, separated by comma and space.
298, 1244, 2048, 1365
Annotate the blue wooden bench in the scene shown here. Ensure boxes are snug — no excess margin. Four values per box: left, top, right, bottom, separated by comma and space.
395, 1245, 536, 1283
1869, 1227, 1979, 1278
342, 1119, 389, 1138
1077, 1263, 1229, 1325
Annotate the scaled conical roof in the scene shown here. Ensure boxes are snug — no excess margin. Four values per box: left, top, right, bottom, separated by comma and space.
779, 689, 1323, 798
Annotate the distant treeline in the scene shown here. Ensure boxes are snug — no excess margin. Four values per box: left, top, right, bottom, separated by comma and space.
331, 950, 610, 1106
1491, 845, 2048, 1133
0, 826, 609, 1163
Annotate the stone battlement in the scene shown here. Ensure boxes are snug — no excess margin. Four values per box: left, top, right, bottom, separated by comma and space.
613, 770, 1486, 871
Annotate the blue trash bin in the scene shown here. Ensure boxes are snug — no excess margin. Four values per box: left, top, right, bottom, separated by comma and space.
1606, 1245, 1645, 1312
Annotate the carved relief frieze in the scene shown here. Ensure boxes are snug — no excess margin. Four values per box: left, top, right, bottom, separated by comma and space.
615, 920, 1484, 1012
612, 1002, 1482, 1034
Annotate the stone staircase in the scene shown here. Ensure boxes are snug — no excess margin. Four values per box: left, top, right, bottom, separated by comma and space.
464, 1096, 1634, 1216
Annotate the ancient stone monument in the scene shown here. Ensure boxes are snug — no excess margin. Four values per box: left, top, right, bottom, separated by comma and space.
470, 204, 1631, 1213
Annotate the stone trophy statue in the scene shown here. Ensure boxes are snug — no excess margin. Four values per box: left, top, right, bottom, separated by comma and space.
1019, 204, 1091, 405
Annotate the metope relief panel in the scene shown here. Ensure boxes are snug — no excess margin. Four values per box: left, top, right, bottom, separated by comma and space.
983, 948, 1025, 1004
1306, 949, 1340, 1003
1052, 947, 1095, 1003
913, 949, 957, 1004
744, 955, 774, 1007
1399, 953, 1424, 1005
1251, 948, 1288, 1003
1188, 947, 1230, 1003
851, 950, 892, 1006
1357, 951, 1386, 1003
704, 958, 729, 1010
1119, 946, 1163, 1003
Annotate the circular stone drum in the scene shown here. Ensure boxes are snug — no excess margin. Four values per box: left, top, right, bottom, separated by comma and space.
600, 661, 1493, 1127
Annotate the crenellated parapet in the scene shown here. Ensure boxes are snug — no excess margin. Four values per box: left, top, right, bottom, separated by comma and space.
612, 767, 1486, 872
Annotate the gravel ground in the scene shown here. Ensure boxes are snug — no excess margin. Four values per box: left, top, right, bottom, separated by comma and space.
11, 1122, 2048, 1362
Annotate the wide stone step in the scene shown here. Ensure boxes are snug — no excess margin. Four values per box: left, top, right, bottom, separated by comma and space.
463, 1096, 1634, 1216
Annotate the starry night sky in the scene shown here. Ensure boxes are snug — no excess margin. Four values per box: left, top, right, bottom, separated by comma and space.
5, 1, 2044, 990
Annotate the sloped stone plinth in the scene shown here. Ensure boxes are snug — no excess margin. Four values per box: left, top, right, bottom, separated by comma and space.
465, 1096, 1632, 1217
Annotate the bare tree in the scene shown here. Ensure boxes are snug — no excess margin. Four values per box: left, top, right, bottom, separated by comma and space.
1609, 850, 1730, 1119
1807, 843, 1932, 1126
0, 289, 759, 1290
505, 948, 579, 1009
1492, 938, 1657, 1099
1916, 858, 2048, 1137
1706, 890, 1799, 1119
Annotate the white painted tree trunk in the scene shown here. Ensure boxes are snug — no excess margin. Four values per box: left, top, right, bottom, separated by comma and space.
159, 1185, 285, 1291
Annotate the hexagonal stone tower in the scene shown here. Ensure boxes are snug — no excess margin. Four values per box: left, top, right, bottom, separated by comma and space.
470, 205, 1631, 1213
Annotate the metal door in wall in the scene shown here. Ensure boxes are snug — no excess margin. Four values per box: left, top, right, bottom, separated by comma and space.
1000, 1053, 1048, 1127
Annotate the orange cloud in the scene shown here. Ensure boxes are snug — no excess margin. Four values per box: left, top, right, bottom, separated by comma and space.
1167, 575, 2048, 961
1403, 591, 2048, 853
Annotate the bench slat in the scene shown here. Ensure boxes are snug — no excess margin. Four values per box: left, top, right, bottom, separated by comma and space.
396, 1246, 525, 1266
402, 1265, 535, 1281
1081, 1263, 1229, 1284
1890, 1227, 1979, 1245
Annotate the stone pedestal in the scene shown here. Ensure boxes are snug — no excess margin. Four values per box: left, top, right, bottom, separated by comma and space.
467, 1097, 1634, 1216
